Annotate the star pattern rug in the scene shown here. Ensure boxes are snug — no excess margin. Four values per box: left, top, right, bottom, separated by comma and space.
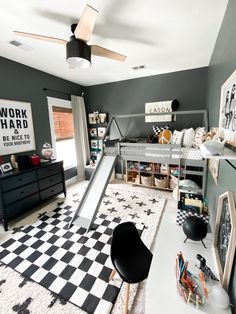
0, 184, 166, 314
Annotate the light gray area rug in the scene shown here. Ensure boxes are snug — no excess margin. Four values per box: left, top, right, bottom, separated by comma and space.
0, 184, 166, 314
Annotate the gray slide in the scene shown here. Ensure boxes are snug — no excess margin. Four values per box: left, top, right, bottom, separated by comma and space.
70, 154, 118, 231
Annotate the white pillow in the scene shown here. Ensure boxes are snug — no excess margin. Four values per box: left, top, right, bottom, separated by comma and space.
171, 130, 184, 145
182, 128, 195, 147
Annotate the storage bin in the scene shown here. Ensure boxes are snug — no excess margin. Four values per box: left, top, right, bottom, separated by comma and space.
154, 175, 167, 188
141, 173, 152, 186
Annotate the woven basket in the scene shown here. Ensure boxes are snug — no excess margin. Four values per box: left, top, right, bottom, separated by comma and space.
154, 176, 167, 188
141, 174, 152, 186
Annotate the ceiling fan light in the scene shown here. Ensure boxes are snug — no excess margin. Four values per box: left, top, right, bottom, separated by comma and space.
67, 57, 90, 69
66, 37, 91, 68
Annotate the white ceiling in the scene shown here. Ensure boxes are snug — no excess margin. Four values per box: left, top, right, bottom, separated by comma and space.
0, 0, 228, 86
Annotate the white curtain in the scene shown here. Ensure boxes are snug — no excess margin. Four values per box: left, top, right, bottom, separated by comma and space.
71, 95, 90, 180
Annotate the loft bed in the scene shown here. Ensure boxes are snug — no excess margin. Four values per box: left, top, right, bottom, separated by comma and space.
103, 110, 208, 196
70, 110, 208, 231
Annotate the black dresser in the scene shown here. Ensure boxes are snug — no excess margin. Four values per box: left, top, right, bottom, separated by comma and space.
0, 160, 66, 231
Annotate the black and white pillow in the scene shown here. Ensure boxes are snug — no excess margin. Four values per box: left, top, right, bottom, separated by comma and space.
152, 125, 169, 136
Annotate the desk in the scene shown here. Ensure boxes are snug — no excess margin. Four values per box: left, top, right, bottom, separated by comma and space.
145, 199, 231, 314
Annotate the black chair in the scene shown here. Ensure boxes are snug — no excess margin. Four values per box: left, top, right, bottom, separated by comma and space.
109, 222, 153, 314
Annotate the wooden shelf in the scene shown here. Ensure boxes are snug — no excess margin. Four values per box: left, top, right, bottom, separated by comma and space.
126, 160, 180, 191
89, 123, 108, 127
126, 158, 206, 192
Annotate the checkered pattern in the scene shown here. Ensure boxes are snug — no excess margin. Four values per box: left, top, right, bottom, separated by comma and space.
176, 209, 210, 226
152, 125, 169, 136
0, 205, 144, 314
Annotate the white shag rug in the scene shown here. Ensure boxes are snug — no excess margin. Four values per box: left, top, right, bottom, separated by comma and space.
0, 183, 166, 314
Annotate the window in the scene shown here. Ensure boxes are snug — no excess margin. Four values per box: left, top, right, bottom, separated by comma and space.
47, 97, 76, 169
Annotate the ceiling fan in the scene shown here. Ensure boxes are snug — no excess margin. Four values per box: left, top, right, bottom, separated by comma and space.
13, 5, 127, 69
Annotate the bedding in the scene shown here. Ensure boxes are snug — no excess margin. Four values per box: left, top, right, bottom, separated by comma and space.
144, 146, 203, 160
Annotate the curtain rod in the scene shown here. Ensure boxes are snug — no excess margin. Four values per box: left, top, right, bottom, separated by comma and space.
43, 88, 84, 97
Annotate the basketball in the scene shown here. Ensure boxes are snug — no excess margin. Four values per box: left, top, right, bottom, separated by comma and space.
158, 129, 172, 144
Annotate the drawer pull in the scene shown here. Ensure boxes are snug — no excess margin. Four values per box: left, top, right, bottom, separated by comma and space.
50, 179, 53, 182
51, 189, 54, 192
18, 178, 22, 181
21, 191, 24, 194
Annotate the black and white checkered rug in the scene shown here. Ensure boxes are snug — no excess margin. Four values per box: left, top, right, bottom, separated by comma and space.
0, 204, 143, 314
0, 186, 166, 314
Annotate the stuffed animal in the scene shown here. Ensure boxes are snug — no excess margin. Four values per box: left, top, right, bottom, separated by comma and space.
41, 143, 54, 160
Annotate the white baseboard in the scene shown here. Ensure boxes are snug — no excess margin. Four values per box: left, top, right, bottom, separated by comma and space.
66, 176, 83, 186
115, 173, 126, 180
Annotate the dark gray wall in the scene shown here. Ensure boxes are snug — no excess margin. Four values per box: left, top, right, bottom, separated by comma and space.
206, 0, 236, 311
0, 57, 84, 179
85, 67, 208, 139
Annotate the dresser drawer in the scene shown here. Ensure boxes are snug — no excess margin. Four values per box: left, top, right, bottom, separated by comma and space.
2, 171, 36, 192
5, 193, 40, 220
40, 182, 64, 201
37, 162, 62, 179
4, 182, 38, 205
38, 173, 63, 190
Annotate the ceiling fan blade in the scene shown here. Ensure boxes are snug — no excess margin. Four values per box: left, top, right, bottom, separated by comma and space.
74, 5, 98, 42
13, 31, 67, 45
91, 45, 127, 62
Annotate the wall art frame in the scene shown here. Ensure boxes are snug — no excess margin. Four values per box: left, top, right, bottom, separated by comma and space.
0, 99, 36, 155
0, 162, 13, 173
213, 191, 236, 289
219, 70, 236, 151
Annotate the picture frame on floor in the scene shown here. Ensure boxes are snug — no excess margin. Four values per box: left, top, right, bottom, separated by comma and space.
213, 191, 236, 289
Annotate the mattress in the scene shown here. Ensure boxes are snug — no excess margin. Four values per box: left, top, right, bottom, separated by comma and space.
181, 147, 203, 160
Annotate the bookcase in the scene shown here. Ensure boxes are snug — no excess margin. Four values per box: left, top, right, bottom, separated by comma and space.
126, 160, 183, 191
88, 112, 108, 164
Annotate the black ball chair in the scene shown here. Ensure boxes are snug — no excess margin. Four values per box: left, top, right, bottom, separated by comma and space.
109, 222, 152, 314
182, 215, 208, 248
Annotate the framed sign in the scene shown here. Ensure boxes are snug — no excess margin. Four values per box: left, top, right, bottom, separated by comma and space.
219, 70, 236, 151
145, 100, 178, 123
213, 191, 236, 289
0, 99, 36, 155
